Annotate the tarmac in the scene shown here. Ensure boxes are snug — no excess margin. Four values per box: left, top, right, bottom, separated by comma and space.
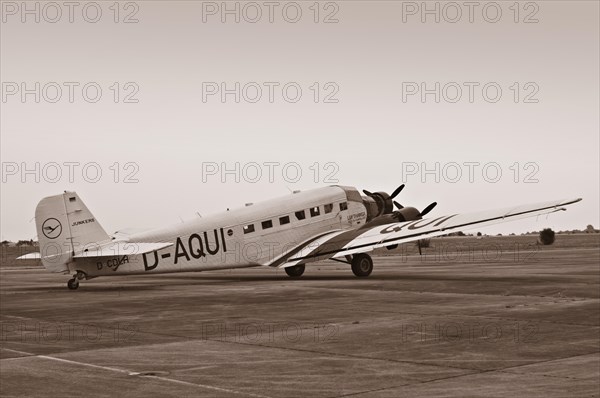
1, 242, 599, 397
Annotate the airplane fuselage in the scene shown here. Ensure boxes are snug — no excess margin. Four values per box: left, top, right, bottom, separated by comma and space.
73, 186, 368, 277
22, 184, 581, 289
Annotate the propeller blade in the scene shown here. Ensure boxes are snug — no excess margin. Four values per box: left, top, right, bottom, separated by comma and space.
390, 184, 405, 199
420, 202, 437, 217
362, 189, 373, 196
393, 201, 404, 210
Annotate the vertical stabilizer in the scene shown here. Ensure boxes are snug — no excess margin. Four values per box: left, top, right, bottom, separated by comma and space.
35, 192, 109, 272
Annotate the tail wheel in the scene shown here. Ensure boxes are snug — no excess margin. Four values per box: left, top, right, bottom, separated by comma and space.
351, 254, 373, 277
285, 264, 305, 278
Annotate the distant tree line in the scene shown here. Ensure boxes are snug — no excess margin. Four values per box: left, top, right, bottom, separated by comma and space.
1, 240, 38, 247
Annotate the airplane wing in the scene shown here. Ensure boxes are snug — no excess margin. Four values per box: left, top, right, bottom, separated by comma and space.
272, 198, 582, 268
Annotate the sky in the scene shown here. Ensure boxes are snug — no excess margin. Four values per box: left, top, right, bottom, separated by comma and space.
1, 1, 598, 241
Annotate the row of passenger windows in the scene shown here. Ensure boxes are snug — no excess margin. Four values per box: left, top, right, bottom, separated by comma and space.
243, 202, 348, 234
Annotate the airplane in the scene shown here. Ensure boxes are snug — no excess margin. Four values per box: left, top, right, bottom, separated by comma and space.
18, 185, 581, 290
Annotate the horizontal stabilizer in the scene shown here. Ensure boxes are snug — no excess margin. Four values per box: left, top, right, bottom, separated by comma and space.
17, 252, 41, 260
74, 241, 173, 259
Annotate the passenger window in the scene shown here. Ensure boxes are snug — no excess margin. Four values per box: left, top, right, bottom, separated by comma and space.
295, 210, 306, 220
279, 216, 290, 225
261, 220, 273, 229
324, 203, 333, 214
339, 202, 348, 211
243, 224, 255, 234
310, 206, 320, 217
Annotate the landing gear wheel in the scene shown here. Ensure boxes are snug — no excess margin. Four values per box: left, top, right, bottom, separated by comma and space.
67, 278, 79, 290
285, 264, 305, 278
351, 254, 373, 277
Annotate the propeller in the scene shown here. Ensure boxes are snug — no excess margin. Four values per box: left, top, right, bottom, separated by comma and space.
362, 184, 435, 219
363, 184, 404, 199
419, 202, 437, 217
390, 184, 405, 199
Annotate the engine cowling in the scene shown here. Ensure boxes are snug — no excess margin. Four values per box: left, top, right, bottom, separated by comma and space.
362, 196, 380, 221
394, 206, 421, 222
361, 206, 423, 228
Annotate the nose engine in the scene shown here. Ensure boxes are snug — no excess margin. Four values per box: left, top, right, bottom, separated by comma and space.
362, 191, 394, 219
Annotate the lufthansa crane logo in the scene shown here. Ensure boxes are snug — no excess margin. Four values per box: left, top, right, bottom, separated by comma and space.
42, 218, 62, 239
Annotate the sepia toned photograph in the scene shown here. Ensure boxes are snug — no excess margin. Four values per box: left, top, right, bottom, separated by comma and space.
1, 1, 599, 396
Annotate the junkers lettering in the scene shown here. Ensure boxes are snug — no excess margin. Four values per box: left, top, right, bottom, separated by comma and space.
143, 228, 227, 271
72, 218, 95, 227
379, 215, 458, 234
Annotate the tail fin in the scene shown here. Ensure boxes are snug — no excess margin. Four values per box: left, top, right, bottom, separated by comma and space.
35, 191, 109, 272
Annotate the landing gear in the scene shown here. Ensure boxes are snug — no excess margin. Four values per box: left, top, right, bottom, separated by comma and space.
351, 254, 373, 277
285, 264, 305, 278
67, 271, 85, 290
67, 278, 79, 290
